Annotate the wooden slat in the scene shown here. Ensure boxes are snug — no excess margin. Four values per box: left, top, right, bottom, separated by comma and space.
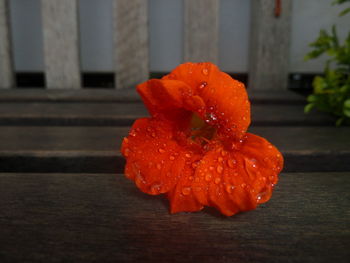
0, 102, 335, 127
0, 126, 349, 173
184, 0, 219, 63
114, 0, 149, 89
0, 0, 14, 88
0, 88, 306, 104
41, 0, 81, 89
249, 0, 292, 90
0, 172, 349, 262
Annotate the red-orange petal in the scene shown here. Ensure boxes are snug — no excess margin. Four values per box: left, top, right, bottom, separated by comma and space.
189, 134, 283, 216
121, 118, 187, 195
163, 62, 250, 140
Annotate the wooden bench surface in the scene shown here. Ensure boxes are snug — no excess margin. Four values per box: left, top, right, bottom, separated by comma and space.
0, 102, 335, 126
0, 172, 349, 263
0, 126, 349, 173
0, 88, 306, 104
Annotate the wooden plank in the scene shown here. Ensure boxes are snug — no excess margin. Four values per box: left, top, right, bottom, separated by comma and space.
0, 0, 14, 88
0, 102, 334, 127
184, 0, 219, 63
0, 172, 349, 262
114, 0, 149, 89
0, 89, 306, 104
41, 0, 81, 89
249, 0, 292, 90
0, 126, 349, 173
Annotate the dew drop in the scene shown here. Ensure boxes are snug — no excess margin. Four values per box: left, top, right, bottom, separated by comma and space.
169, 155, 175, 161
221, 150, 227, 157
241, 183, 246, 188
218, 157, 223, 163
124, 148, 130, 157
156, 163, 162, 170
225, 185, 235, 193
192, 162, 198, 169
202, 68, 209, 75
215, 178, 221, 184
216, 165, 223, 174
185, 153, 192, 158
205, 173, 212, 182
182, 187, 191, 196
189, 176, 194, 181
151, 132, 156, 138
198, 81, 207, 90
209, 166, 214, 171
227, 159, 236, 168
129, 130, 137, 137
158, 148, 165, 153
123, 137, 129, 144
151, 184, 161, 194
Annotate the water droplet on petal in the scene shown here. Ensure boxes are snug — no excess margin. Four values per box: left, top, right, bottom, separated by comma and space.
226, 185, 235, 193
241, 183, 246, 188
227, 159, 236, 168
218, 157, 223, 163
209, 166, 214, 171
129, 130, 137, 137
182, 187, 191, 196
198, 81, 207, 90
156, 163, 162, 170
151, 132, 156, 138
215, 178, 221, 184
124, 148, 130, 157
202, 68, 209, 75
151, 184, 161, 194
185, 153, 192, 158
123, 137, 129, 144
169, 155, 175, 161
158, 148, 165, 153
205, 173, 212, 182
216, 165, 223, 174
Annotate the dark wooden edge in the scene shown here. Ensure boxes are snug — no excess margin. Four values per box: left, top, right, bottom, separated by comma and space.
1, 151, 349, 174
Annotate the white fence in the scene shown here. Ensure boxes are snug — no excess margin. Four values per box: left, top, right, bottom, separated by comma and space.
2, 0, 347, 90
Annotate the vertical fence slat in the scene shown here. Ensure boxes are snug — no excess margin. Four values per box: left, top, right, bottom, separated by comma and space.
114, 0, 149, 89
41, 0, 81, 89
184, 0, 219, 63
249, 0, 292, 90
0, 0, 14, 88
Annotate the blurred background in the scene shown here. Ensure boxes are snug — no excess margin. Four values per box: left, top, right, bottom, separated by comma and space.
2, 0, 350, 91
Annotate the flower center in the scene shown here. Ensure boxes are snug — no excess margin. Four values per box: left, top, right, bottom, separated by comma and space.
189, 113, 216, 144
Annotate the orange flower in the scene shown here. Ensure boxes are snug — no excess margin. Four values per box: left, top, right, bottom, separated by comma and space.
121, 62, 283, 216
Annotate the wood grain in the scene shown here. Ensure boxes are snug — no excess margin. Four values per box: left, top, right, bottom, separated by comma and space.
0, 172, 349, 262
0, 89, 306, 104
0, 102, 335, 126
184, 0, 219, 63
41, 0, 81, 89
0, 0, 14, 89
114, 0, 149, 89
0, 126, 349, 173
249, 0, 292, 90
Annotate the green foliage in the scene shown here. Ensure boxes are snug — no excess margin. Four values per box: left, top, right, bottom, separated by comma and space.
304, 1, 350, 125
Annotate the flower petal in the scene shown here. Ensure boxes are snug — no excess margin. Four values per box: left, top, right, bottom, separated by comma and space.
121, 118, 187, 195
190, 134, 283, 216
163, 62, 250, 140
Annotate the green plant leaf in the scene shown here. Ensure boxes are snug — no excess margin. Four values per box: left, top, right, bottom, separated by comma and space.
339, 7, 350, 16
304, 103, 314, 113
344, 99, 350, 117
